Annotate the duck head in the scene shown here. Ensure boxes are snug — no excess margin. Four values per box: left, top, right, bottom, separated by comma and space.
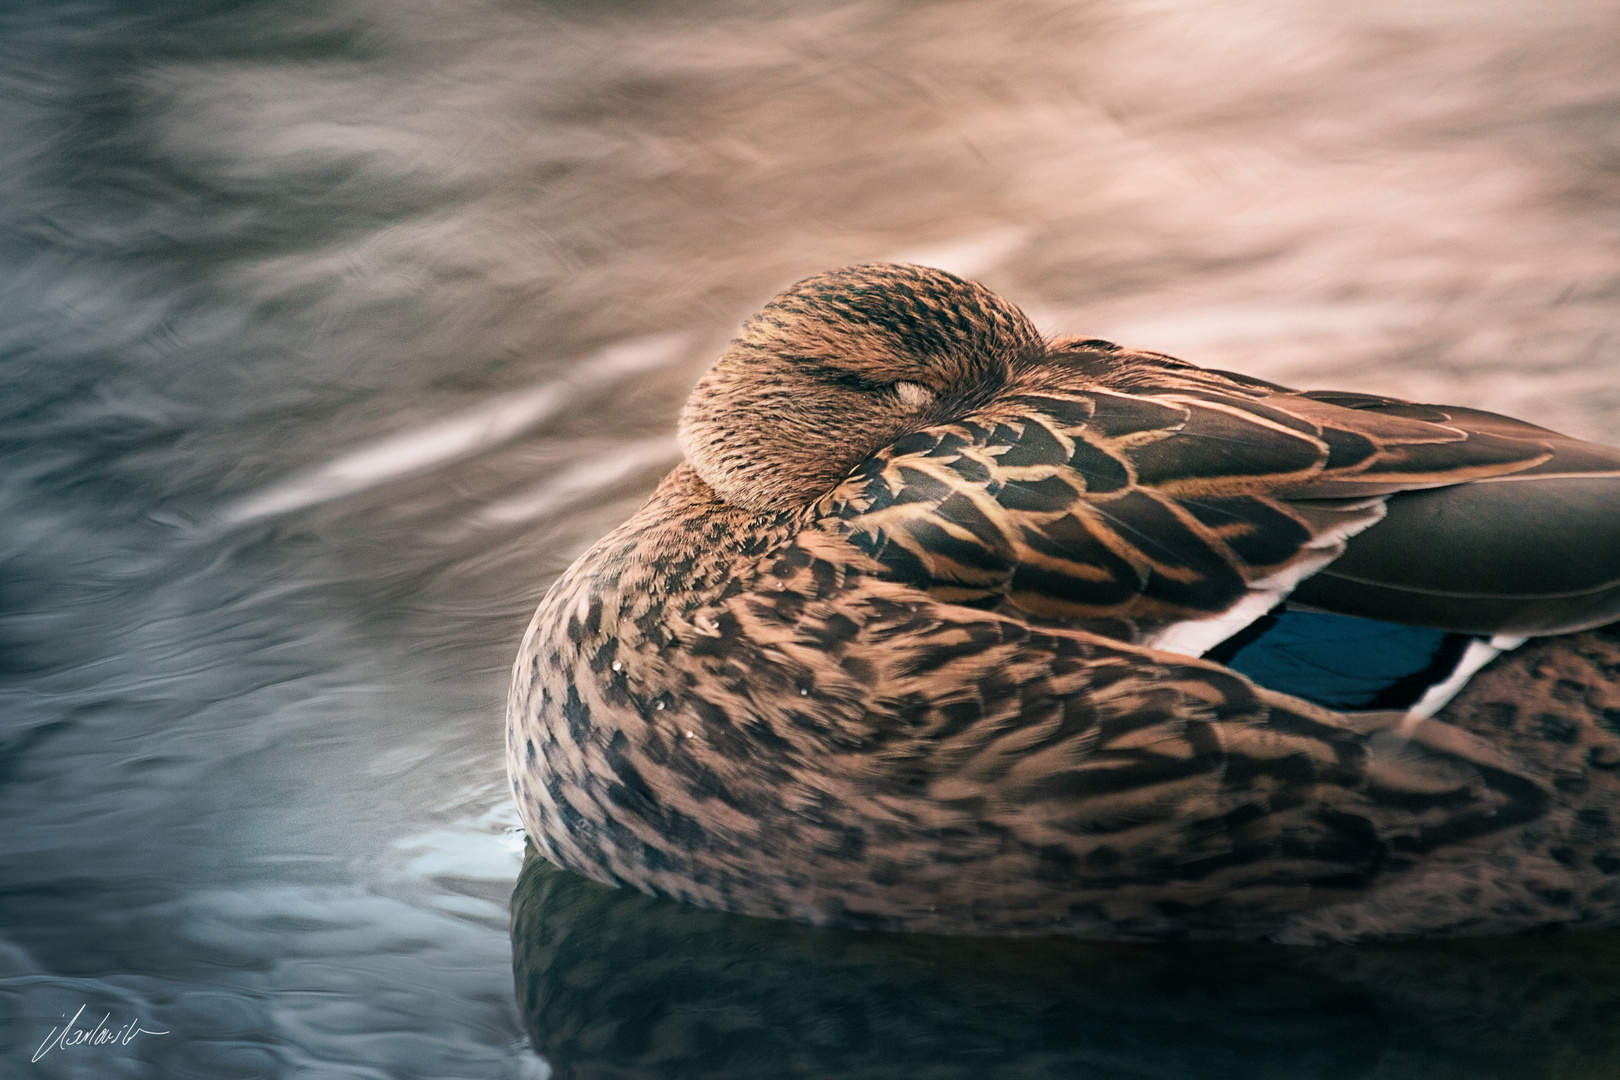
679, 263, 1044, 512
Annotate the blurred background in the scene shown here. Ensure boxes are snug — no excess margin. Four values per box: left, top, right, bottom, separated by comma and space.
1, 0, 1617, 1077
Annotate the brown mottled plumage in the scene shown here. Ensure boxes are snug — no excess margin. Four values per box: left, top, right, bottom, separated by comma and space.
508, 263, 1620, 940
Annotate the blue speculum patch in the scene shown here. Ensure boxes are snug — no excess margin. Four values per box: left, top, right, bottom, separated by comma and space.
1211, 609, 1472, 710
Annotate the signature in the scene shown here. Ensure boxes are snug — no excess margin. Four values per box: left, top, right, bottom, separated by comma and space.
33, 1004, 169, 1063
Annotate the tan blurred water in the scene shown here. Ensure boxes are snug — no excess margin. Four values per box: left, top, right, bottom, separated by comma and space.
1, 1, 1617, 1077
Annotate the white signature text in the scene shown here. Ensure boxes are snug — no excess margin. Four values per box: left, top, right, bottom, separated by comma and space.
33, 1004, 169, 1062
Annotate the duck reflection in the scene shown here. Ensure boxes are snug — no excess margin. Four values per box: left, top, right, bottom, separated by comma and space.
511, 849, 1620, 1079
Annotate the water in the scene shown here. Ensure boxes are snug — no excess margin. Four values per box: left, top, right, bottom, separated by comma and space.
512, 854, 1620, 1080
1, 1, 1617, 1076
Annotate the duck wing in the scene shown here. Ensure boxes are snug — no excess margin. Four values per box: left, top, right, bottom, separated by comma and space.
1282, 393, 1620, 635
823, 352, 1581, 653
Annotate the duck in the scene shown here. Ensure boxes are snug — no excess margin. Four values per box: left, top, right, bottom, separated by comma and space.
507, 262, 1620, 942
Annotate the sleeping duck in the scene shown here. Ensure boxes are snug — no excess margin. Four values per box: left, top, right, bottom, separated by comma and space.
508, 263, 1620, 942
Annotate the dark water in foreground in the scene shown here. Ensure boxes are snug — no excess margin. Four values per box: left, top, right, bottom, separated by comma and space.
513, 853, 1620, 1080
1, 1, 1618, 1077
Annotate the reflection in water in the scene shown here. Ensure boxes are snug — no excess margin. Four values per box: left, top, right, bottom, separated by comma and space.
1, 0, 1618, 1075
511, 852, 1620, 1080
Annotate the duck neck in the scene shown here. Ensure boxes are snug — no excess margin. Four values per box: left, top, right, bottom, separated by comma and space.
545, 465, 797, 630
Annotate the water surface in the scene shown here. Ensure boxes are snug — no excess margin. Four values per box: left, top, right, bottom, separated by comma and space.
2, 1, 1618, 1076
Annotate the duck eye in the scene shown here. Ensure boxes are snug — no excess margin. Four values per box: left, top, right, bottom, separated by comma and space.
827, 373, 890, 393
893, 382, 933, 408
